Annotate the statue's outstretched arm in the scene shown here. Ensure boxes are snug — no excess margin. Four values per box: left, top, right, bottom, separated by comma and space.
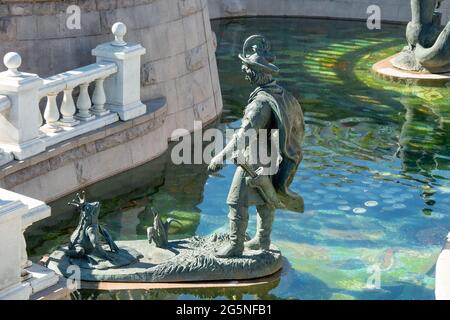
208, 102, 272, 172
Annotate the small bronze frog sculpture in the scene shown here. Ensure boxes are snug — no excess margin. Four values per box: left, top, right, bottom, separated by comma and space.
147, 208, 182, 248
67, 191, 119, 261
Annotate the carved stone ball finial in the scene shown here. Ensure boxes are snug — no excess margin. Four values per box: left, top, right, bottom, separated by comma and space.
3, 52, 22, 76
112, 22, 127, 47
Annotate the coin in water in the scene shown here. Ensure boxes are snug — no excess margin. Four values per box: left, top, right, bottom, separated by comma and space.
365, 201, 378, 207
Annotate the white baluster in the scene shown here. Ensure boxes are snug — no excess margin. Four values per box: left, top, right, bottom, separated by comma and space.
91, 78, 109, 116
0, 52, 45, 159
92, 22, 147, 121
37, 103, 44, 128
42, 93, 61, 132
59, 87, 80, 126
75, 83, 95, 121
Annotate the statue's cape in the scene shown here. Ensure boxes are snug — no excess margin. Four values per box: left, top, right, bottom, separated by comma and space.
248, 81, 305, 201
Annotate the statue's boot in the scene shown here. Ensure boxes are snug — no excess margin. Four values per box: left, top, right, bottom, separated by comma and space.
215, 205, 248, 258
245, 205, 275, 250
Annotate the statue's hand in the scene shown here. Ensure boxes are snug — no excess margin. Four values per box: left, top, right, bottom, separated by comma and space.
208, 155, 224, 173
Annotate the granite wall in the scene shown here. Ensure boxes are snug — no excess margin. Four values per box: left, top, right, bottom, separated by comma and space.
207, 0, 450, 25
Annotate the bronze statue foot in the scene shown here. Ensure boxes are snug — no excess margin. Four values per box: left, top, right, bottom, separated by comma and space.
215, 242, 244, 258
244, 237, 270, 250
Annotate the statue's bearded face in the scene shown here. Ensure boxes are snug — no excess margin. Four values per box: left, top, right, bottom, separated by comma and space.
241, 64, 273, 86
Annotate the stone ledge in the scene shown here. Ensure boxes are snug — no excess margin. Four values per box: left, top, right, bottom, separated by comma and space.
42, 113, 119, 149
0, 281, 32, 300
372, 54, 450, 86
30, 277, 71, 300
26, 263, 59, 295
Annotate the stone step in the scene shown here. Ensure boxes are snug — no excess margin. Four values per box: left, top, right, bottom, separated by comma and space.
27, 263, 60, 294
30, 277, 71, 300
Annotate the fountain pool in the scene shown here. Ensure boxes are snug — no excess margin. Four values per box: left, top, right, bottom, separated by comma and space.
27, 17, 450, 300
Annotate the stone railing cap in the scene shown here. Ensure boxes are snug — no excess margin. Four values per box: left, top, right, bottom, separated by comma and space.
112, 22, 127, 47
3, 52, 22, 76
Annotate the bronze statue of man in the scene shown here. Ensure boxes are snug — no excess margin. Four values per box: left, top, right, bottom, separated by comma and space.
208, 35, 305, 258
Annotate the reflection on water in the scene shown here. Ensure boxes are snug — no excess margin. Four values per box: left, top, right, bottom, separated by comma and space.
74, 275, 281, 300
28, 18, 450, 300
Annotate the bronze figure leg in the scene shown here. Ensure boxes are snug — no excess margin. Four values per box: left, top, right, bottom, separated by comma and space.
245, 204, 275, 250
215, 204, 249, 258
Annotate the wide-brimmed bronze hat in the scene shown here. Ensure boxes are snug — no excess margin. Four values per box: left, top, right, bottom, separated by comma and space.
239, 35, 280, 74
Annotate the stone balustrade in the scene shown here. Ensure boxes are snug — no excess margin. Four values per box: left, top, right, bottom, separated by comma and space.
39, 62, 118, 125
37, 62, 119, 147
0, 95, 10, 112
0, 21, 146, 161
0, 188, 64, 300
0, 94, 13, 166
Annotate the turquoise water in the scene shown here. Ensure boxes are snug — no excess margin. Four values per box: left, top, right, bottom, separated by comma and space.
28, 18, 450, 300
